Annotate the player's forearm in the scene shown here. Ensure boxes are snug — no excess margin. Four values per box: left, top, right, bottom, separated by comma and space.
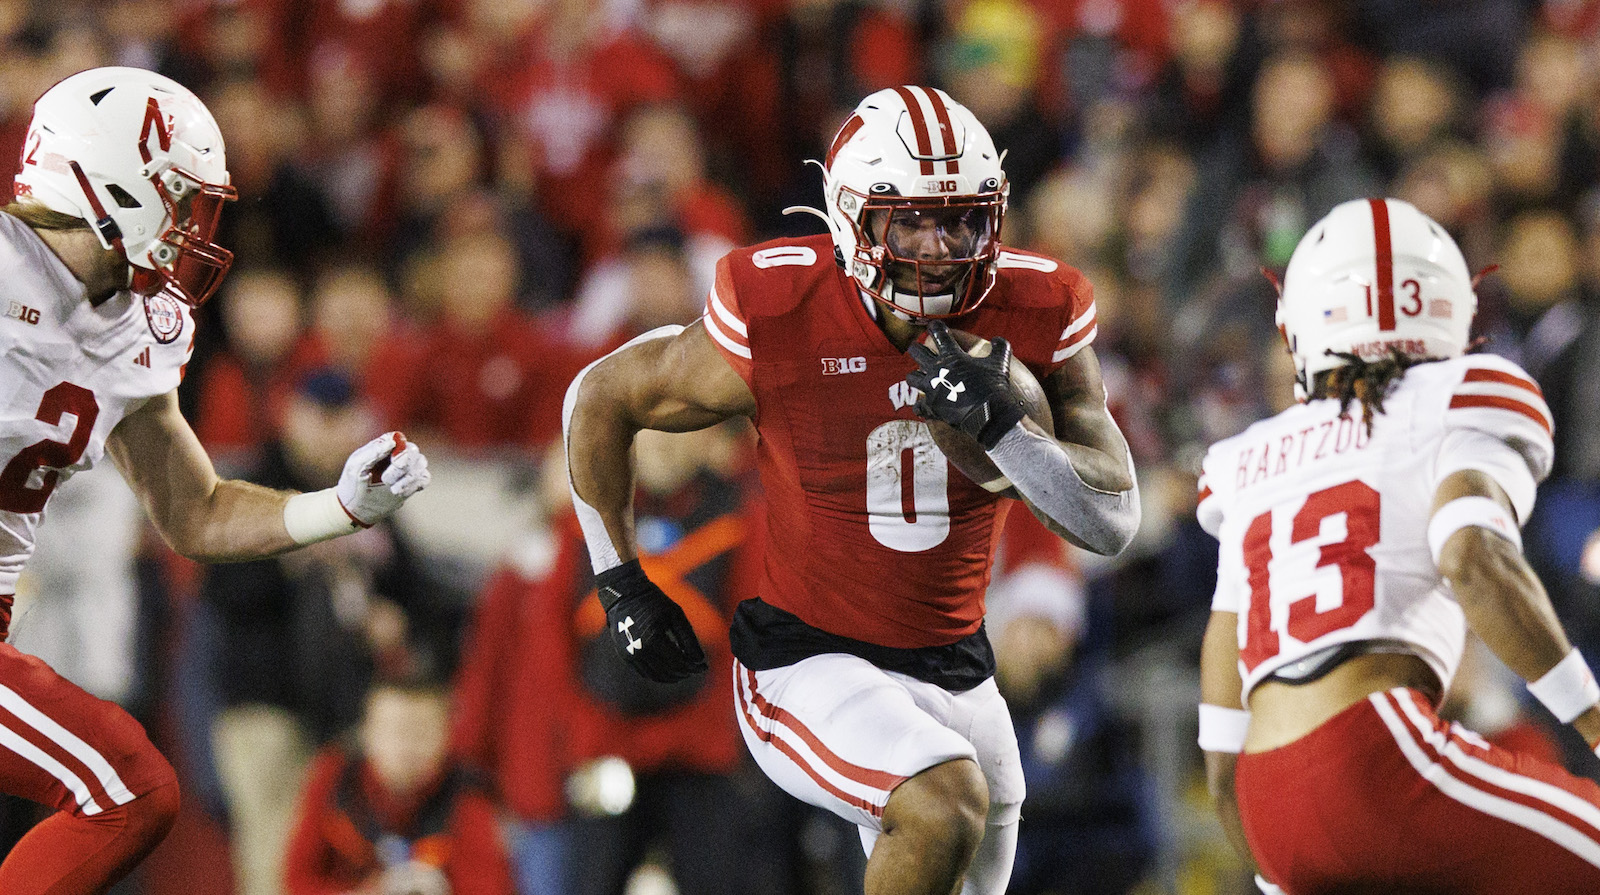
1445, 531, 1576, 689
1204, 753, 1259, 873
987, 424, 1140, 555
156, 478, 300, 562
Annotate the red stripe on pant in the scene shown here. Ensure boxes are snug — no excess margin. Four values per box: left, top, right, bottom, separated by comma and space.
1379, 689, 1600, 845
1235, 687, 1600, 894
0, 644, 173, 816
735, 662, 905, 816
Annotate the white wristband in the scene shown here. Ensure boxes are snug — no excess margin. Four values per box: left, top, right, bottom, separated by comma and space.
1255, 874, 1286, 895
1198, 704, 1251, 754
1528, 649, 1600, 724
1428, 496, 1520, 563
283, 489, 361, 546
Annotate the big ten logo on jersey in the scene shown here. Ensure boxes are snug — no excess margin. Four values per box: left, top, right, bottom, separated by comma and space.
821, 356, 867, 376
1236, 413, 1371, 490
6, 301, 41, 325
888, 381, 922, 411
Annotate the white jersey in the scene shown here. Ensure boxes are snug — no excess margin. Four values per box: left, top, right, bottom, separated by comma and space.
1198, 353, 1554, 700
0, 212, 193, 592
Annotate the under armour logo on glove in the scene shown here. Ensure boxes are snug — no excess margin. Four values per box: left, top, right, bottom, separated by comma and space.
594, 560, 708, 683
618, 616, 643, 654
906, 321, 1027, 450
930, 368, 966, 401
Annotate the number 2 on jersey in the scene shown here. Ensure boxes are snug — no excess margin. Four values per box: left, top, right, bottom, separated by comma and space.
1241, 480, 1380, 670
0, 382, 100, 513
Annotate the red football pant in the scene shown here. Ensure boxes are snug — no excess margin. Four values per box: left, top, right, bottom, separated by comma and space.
0, 643, 178, 894
1236, 687, 1600, 894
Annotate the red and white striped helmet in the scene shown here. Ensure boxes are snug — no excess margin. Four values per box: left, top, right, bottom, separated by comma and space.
821, 86, 1007, 318
1278, 198, 1476, 399
13, 66, 236, 306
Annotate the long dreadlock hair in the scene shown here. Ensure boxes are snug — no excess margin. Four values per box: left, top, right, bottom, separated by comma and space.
1310, 347, 1439, 434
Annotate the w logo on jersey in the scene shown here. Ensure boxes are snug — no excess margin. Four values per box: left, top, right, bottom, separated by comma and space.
888, 381, 922, 411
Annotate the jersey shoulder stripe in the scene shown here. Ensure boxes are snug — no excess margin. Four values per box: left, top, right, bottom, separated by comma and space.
1445, 356, 1553, 436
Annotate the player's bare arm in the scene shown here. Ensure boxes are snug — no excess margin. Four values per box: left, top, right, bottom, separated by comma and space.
565, 320, 756, 563
106, 390, 297, 560
1040, 345, 1136, 494
1433, 468, 1600, 746
563, 320, 755, 683
108, 390, 429, 562
1198, 609, 1261, 876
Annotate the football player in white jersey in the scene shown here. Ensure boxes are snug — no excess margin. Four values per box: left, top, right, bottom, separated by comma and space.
0, 67, 429, 894
1197, 197, 1600, 894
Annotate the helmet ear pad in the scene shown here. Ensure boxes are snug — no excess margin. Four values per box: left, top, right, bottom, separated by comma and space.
822, 86, 1008, 319
1278, 198, 1476, 400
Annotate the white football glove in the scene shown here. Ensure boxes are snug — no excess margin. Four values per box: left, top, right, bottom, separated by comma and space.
336, 432, 430, 527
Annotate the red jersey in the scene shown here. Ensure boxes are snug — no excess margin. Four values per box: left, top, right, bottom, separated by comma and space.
703, 234, 1096, 648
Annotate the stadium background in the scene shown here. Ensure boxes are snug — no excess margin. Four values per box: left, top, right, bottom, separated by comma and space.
5, 0, 1600, 893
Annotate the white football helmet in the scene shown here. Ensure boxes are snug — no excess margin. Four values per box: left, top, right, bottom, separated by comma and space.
1278, 197, 1476, 399
817, 86, 1007, 318
13, 66, 236, 306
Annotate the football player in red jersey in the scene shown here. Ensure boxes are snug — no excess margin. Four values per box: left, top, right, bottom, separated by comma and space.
0, 67, 430, 894
564, 86, 1138, 895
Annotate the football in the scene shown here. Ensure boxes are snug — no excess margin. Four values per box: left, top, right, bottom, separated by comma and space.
919, 329, 1053, 500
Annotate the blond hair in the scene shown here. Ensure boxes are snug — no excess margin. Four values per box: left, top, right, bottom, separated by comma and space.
2, 200, 88, 231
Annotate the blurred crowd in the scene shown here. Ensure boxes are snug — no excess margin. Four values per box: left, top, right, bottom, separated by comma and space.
8, 0, 1600, 893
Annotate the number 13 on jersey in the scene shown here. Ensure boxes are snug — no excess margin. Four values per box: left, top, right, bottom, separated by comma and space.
1240, 480, 1381, 670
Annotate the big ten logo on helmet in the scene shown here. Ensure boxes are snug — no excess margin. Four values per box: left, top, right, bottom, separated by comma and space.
6, 301, 40, 325
821, 356, 867, 375
919, 178, 960, 194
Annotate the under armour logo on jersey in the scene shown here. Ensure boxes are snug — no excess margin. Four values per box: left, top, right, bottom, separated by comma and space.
132, 347, 151, 367
618, 616, 643, 654
931, 368, 965, 401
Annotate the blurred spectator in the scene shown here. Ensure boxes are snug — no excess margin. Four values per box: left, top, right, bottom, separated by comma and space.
187, 371, 457, 895
191, 266, 306, 473
301, 48, 402, 252
285, 674, 514, 895
568, 225, 710, 352
988, 511, 1159, 895
940, 0, 1061, 203
206, 77, 343, 270
293, 264, 425, 433
395, 230, 592, 452
385, 103, 576, 311
606, 102, 750, 255
452, 425, 800, 895
1365, 56, 1467, 180
1145, 0, 1246, 152
474, 0, 680, 252
1480, 207, 1584, 376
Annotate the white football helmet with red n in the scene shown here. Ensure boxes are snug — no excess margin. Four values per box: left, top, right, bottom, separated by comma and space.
1278, 197, 1476, 399
816, 86, 1007, 318
13, 66, 236, 306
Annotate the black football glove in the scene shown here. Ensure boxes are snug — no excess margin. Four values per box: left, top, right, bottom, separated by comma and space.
594, 559, 708, 683
905, 320, 1027, 450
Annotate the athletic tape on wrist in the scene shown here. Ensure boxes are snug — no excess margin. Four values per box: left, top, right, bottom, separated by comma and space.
1428, 496, 1521, 563
1198, 703, 1251, 754
1528, 649, 1600, 724
283, 489, 361, 545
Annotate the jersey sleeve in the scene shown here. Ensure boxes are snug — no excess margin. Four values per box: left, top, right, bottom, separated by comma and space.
1049, 266, 1097, 369
1434, 356, 1554, 518
1196, 449, 1225, 537
701, 254, 754, 389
